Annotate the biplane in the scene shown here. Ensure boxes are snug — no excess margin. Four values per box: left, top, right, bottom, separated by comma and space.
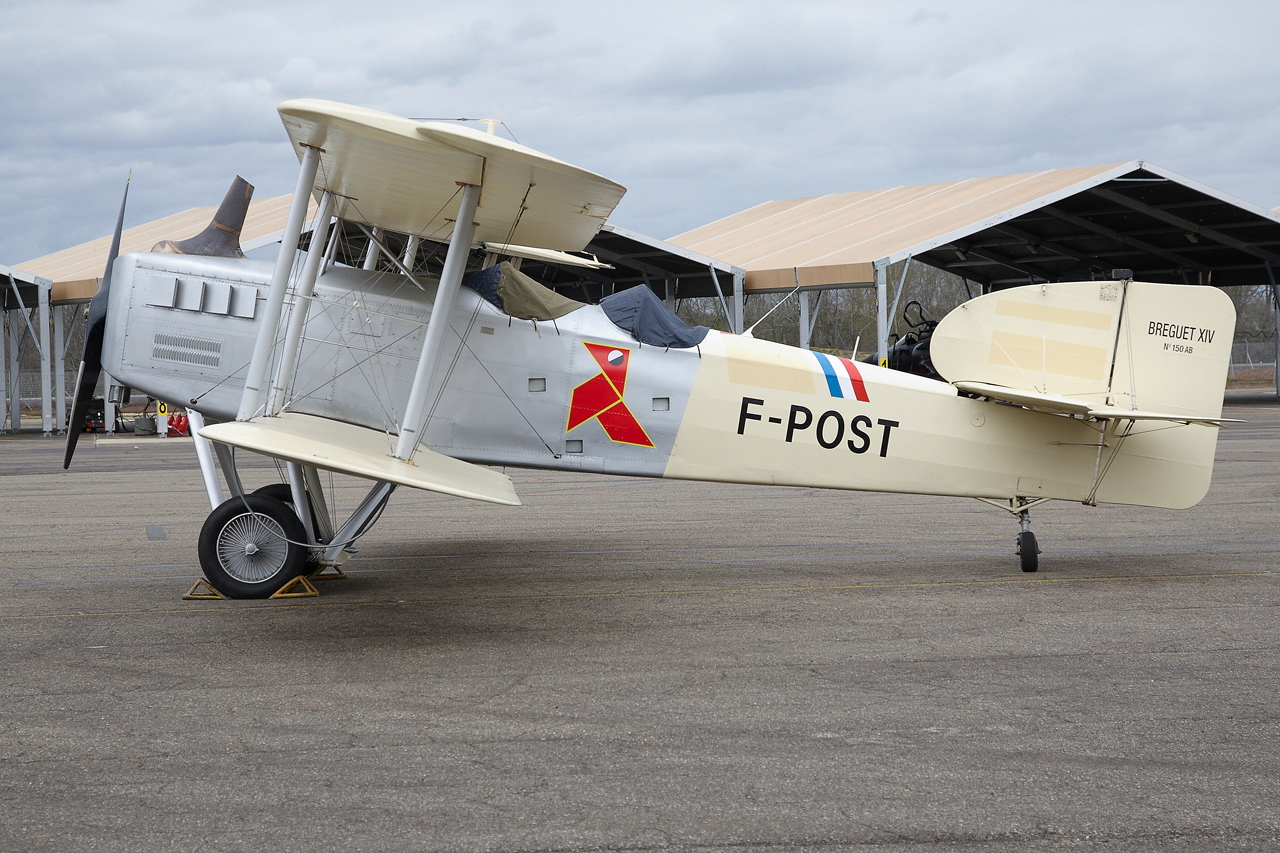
64, 100, 1238, 597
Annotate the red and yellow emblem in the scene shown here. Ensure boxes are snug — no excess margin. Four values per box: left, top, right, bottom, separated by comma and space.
567, 343, 654, 447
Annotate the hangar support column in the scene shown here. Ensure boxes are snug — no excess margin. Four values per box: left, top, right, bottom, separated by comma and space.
0, 310, 7, 432
799, 290, 823, 350
1270, 265, 1279, 400
799, 290, 810, 350
38, 280, 52, 435
7, 307, 21, 430
874, 261, 888, 366
733, 270, 745, 335
53, 304, 66, 433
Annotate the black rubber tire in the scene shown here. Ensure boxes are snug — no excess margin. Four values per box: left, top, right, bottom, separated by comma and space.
1018, 531, 1039, 573
252, 483, 309, 516
198, 493, 308, 598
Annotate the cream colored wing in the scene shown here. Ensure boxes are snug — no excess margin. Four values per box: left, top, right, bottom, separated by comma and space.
277, 99, 626, 252
200, 413, 520, 506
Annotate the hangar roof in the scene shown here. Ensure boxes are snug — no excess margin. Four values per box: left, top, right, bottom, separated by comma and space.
670, 161, 1280, 292
20, 160, 1276, 310
15, 194, 318, 304
1, 262, 49, 312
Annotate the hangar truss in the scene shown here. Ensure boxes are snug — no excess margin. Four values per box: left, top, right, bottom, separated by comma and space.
1, 263, 55, 433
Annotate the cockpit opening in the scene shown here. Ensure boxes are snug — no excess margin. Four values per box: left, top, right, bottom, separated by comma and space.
462, 261, 709, 348
461, 262, 585, 321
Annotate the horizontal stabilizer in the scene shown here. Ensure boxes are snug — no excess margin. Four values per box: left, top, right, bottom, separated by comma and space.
1086, 406, 1242, 426
956, 381, 1241, 426
199, 413, 521, 506
953, 381, 1091, 416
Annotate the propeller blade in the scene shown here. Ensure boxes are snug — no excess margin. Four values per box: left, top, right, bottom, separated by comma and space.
64, 173, 130, 469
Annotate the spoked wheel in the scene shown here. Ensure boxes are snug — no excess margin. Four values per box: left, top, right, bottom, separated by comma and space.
198, 493, 308, 598
253, 482, 322, 565
1018, 530, 1039, 573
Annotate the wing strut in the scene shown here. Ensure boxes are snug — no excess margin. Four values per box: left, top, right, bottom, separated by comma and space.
394, 181, 482, 460
236, 144, 321, 421
269, 189, 335, 413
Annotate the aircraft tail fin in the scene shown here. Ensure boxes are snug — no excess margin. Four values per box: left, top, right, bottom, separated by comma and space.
931, 280, 1237, 508
931, 280, 1236, 421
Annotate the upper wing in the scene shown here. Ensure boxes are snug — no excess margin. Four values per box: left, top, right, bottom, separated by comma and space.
278, 99, 626, 252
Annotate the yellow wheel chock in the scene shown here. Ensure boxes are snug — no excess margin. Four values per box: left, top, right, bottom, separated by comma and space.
183, 578, 226, 600
269, 575, 319, 599
309, 564, 347, 582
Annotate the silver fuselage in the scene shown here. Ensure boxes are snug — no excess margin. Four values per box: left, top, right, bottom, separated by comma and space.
105, 252, 695, 476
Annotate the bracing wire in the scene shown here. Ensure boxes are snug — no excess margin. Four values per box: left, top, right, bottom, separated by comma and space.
228, 446, 391, 551
446, 324, 559, 456
411, 298, 487, 462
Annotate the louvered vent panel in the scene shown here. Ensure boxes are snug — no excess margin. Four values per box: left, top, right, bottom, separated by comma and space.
153, 333, 222, 368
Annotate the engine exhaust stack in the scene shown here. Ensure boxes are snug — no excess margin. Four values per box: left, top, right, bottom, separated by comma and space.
152, 176, 254, 258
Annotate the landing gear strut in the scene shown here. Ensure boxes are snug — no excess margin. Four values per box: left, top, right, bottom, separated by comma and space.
194, 479, 395, 598
977, 496, 1047, 573
189, 430, 398, 597
1017, 506, 1039, 573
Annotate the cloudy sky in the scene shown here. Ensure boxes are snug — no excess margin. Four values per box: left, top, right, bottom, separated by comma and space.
3, 0, 1278, 264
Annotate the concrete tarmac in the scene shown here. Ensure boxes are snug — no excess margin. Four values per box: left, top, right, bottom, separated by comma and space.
2, 393, 1278, 851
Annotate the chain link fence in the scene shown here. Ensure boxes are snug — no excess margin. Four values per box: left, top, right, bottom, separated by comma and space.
1228, 337, 1276, 383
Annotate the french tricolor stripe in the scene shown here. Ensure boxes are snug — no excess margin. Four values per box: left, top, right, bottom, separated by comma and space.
812, 351, 870, 403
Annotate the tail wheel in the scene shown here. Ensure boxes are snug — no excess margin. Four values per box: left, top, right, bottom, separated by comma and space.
1018, 531, 1039, 573
198, 493, 308, 598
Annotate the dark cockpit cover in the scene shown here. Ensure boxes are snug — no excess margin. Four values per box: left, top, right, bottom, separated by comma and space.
461, 262, 585, 321
600, 285, 709, 348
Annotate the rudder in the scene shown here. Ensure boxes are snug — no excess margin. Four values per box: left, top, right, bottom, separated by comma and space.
930, 280, 1236, 509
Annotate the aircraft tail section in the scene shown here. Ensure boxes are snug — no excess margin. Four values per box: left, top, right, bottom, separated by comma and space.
931, 280, 1236, 420
930, 280, 1237, 508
